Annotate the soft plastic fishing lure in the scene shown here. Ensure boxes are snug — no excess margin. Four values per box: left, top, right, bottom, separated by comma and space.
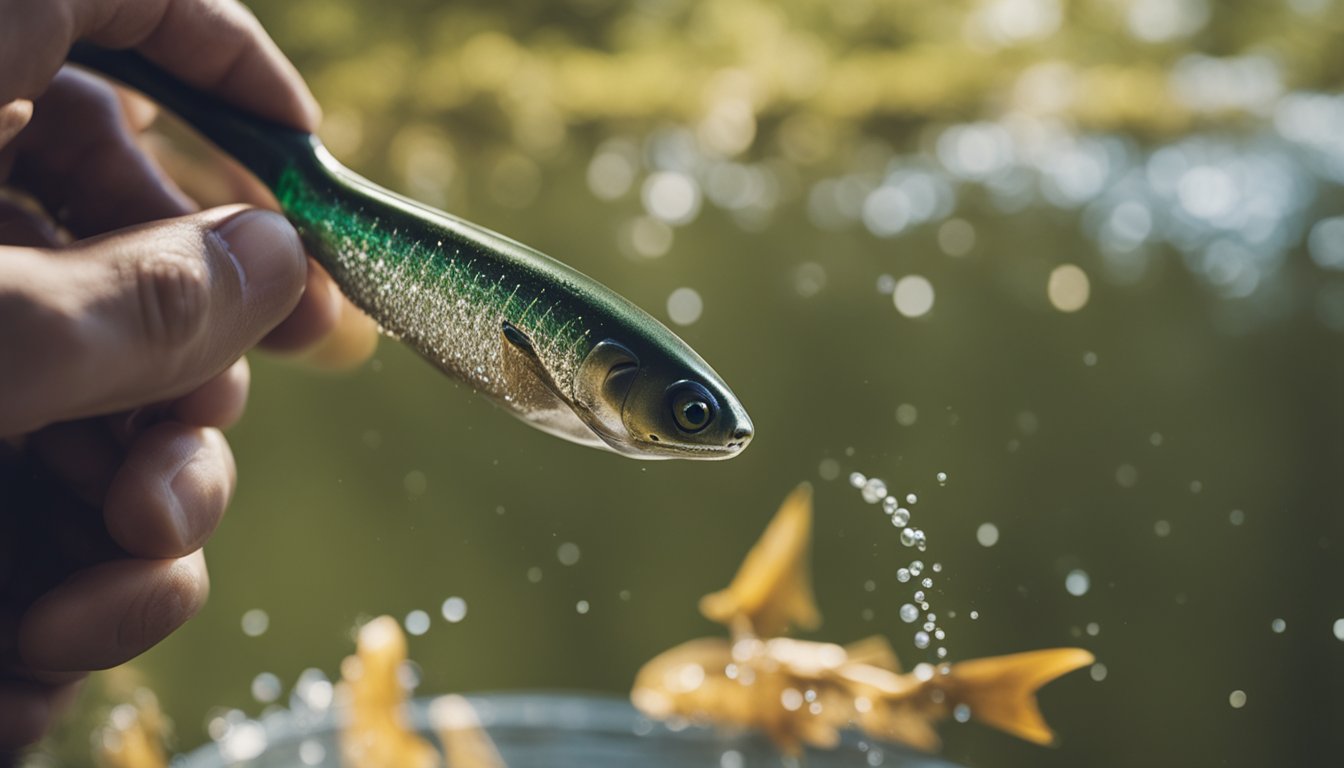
70, 46, 752, 460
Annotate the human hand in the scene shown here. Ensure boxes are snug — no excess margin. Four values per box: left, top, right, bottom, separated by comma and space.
0, 0, 355, 751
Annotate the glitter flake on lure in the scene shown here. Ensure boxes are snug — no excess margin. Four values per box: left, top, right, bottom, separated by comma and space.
70, 45, 752, 460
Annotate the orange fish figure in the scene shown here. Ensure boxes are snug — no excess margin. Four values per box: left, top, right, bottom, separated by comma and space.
338, 616, 442, 768
633, 482, 1095, 754
699, 483, 821, 638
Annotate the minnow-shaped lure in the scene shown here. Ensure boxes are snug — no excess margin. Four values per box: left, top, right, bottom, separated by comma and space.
69, 46, 752, 460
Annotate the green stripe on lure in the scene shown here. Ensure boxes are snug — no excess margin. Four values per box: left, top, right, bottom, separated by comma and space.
69, 45, 752, 460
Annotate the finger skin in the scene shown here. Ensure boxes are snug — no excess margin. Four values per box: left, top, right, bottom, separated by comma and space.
12, 67, 195, 237
0, 206, 307, 436
17, 550, 208, 672
171, 357, 250, 429
103, 423, 235, 558
0, 0, 319, 131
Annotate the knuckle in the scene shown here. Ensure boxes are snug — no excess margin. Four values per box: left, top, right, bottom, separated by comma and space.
116, 249, 211, 352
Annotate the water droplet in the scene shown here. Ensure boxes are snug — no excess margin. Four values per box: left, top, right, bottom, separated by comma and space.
241, 609, 269, 637
892, 508, 910, 527
1154, 520, 1172, 537
441, 597, 468, 623
557, 542, 581, 566
1086, 622, 1100, 636
934, 629, 945, 640
666, 287, 703, 326
882, 496, 899, 514
909, 561, 924, 576
251, 672, 281, 704
970, 610, 980, 620
849, 472, 868, 489
1271, 618, 1286, 634
1334, 618, 1344, 641
953, 704, 972, 722
576, 600, 590, 614
900, 529, 917, 547
936, 472, 948, 485
932, 563, 943, 573
906, 493, 918, 505
896, 568, 911, 582
914, 590, 926, 602
1229, 690, 1247, 709
1090, 663, 1108, 682
922, 577, 933, 588
936, 647, 948, 658
862, 478, 888, 504
1065, 569, 1091, 596
1229, 509, 1246, 526
913, 631, 931, 649
895, 403, 918, 426
404, 610, 430, 636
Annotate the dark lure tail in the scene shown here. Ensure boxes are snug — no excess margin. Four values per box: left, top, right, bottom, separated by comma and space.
66, 43, 315, 189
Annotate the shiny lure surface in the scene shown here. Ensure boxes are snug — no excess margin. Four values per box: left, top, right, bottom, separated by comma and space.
70, 46, 752, 460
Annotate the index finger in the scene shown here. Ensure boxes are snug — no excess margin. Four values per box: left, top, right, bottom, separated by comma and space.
0, 0, 319, 131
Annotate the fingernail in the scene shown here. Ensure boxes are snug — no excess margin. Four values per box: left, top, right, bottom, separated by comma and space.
212, 210, 305, 306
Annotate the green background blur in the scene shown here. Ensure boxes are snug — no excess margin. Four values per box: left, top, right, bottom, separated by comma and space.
52, 1, 1344, 766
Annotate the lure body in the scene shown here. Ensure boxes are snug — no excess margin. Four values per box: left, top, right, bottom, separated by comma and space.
71, 46, 752, 459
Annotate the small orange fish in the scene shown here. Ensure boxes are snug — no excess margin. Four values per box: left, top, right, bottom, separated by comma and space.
699, 483, 821, 638
633, 635, 1093, 753
633, 482, 1095, 754
338, 616, 441, 768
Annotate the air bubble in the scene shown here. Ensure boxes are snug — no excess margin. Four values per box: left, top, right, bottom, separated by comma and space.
921, 577, 933, 588
900, 529, 917, 547
862, 478, 888, 503
896, 568, 911, 582
849, 472, 867, 489
914, 631, 930, 649
892, 508, 911, 527
906, 493, 918, 504
953, 704, 972, 722
936, 472, 948, 485
883, 497, 899, 514
900, 604, 920, 623
910, 561, 924, 576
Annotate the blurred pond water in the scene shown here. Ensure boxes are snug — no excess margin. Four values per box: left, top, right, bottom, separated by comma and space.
50, 1, 1344, 767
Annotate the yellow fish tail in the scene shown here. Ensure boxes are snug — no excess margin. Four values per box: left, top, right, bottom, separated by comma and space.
942, 648, 1094, 745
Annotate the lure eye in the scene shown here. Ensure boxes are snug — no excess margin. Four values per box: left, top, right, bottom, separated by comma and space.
668, 381, 718, 434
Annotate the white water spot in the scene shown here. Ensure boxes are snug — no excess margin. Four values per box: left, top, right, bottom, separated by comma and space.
251, 672, 281, 704
1334, 619, 1344, 641
895, 403, 918, 426
1271, 618, 1287, 634
557, 542, 582, 566
643, 172, 702, 225
893, 275, 935, 318
913, 631, 931, 649
862, 478, 888, 503
1154, 520, 1171, 537
976, 523, 1000, 547
1090, 663, 1108, 682
1116, 464, 1139, 488
849, 472, 868, 488
441, 597, 468, 623
241, 609, 269, 637
666, 287, 703, 326
299, 740, 326, 766
900, 604, 920, 623
953, 704, 972, 722
780, 688, 804, 711
938, 219, 976, 256
403, 470, 428, 498
1048, 264, 1090, 312
527, 567, 543, 583
1229, 690, 1247, 709
405, 610, 431, 636
576, 600, 590, 614
1065, 569, 1091, 596
720, 750, 744, 768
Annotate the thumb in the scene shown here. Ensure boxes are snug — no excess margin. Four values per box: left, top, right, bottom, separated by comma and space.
0, 206, 306, 436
